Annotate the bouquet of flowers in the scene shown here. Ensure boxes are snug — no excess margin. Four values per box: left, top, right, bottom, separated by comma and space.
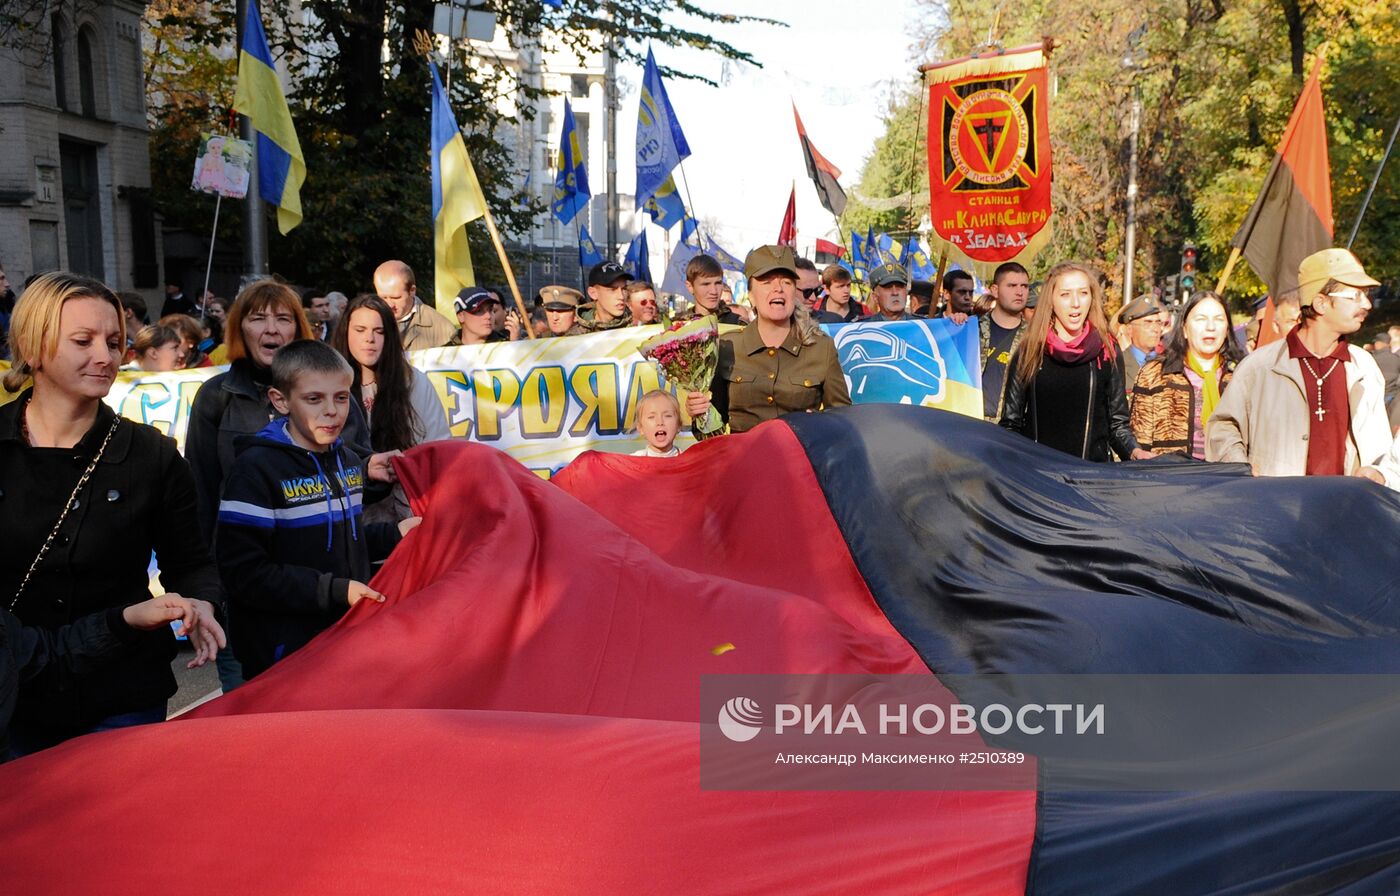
638, 315, 724, 434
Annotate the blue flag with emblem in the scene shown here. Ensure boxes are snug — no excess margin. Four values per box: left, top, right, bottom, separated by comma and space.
551, 98, 591, 225
681, 215, 701, 246
702, 232, 745, 274
635, 47, 691, 211
864, 228, 878, 268
850, 230, 868, 274
907, 237, 935, 281
623, 230, 652, 283
579, 223, 604, 267
876, 233, 905, 266
643, 175, 687, 229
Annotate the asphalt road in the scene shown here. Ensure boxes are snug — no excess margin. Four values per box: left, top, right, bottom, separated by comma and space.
167, 641, 222, 716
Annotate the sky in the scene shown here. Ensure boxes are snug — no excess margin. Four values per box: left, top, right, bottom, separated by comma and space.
608, 0, 928, 265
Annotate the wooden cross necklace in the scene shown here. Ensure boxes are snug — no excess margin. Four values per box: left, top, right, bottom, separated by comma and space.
1301, 357, 1341, 421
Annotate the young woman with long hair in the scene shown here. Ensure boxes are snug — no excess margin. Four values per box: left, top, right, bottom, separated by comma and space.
332, 294, 450, 520
999, 262, 1151, 462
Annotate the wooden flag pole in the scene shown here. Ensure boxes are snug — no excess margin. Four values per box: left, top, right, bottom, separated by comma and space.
481, 205, 536, 339
1214, 246, 1242, 295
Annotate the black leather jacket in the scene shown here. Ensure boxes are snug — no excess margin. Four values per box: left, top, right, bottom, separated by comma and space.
999, 349, 1140, 462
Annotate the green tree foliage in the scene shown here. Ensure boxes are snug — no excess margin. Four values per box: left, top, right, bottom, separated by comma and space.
841, 89, 927, 239
860, 0, 1398, 309
144, 1, 769, 296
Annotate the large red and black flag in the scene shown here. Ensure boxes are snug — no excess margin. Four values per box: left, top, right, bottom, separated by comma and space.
2, 406, 1399, 893
793, 102, 847, 216
1231, 56, 1333, 296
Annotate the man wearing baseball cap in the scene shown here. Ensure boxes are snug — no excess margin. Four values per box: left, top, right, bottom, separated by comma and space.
538, 284, 586, 337
861, 263, 919, 322
1207, 248, 1392, 479
578, 261, 633, 332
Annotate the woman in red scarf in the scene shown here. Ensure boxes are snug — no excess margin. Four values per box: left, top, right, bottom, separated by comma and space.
999, 262, 1152, 462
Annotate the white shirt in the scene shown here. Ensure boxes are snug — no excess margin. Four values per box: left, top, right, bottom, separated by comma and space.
631, 445, 680, 458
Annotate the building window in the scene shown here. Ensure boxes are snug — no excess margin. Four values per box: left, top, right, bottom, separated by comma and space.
77, 27, 97, 117
51, 15, 68, 111
571, 75, 588, 99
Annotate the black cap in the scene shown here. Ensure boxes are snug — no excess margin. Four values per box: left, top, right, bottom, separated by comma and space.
588, 261, 632, 288
453, 286, 499, 315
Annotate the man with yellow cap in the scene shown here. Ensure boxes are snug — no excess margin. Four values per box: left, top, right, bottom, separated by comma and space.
1207, 248, 1392, 478
537, 285, 586, 337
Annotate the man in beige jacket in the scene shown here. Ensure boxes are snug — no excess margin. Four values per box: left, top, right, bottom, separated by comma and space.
373, 260, 458, 351
1206, 248, 1392, 478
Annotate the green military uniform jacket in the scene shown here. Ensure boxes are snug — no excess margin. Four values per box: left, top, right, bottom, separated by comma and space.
706, 321, 852, 435
576, 308, 633, 332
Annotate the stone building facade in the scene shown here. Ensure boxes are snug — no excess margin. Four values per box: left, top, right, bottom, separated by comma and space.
0, 1, 159, 300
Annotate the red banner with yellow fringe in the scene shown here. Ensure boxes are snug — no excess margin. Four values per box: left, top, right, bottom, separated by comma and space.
925, 43, 1054, 275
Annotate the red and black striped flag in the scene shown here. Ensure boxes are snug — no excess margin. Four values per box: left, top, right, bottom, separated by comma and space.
793, 102, 847, 216
1231, 57, 1333, 295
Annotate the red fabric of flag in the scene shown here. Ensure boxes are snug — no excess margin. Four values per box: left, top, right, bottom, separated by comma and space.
1231, 57, 1333, 295
0, 426, 1037, 895
778, 186, 797, 247
793, 102, 848, 216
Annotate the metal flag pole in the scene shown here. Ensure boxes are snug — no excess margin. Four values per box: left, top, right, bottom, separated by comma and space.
200, 192, 223, 316
676, 159, 701, 226
1346, 111, 1400, 249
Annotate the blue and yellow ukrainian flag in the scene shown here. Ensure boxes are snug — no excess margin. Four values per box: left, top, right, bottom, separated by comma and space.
232, 3, 305, 234
430, 62, 488, 317
551, 98, 590, 225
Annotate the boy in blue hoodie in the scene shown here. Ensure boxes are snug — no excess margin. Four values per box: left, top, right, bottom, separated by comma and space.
216, 341, 419, 679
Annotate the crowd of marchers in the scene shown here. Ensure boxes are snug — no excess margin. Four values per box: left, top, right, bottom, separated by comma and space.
0, 241, 1395, 763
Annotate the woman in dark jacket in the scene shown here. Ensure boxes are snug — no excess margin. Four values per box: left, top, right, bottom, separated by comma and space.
999, 262, 1152, 462
0, 273, 223, 753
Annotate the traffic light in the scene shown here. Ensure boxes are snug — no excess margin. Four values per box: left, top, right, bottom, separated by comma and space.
1180, 242, 1198, 299
1163, 274, 1180, 306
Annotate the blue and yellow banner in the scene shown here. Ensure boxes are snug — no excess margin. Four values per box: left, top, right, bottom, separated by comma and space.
642, 174, 686, 229
635, 47, 691, 211
232, 2, 304, 234
823, 317, 982, 417
579, 224, 604, 267
97, 319, 981, 476
551, 98, 590, 225
430, 61, 487, 317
